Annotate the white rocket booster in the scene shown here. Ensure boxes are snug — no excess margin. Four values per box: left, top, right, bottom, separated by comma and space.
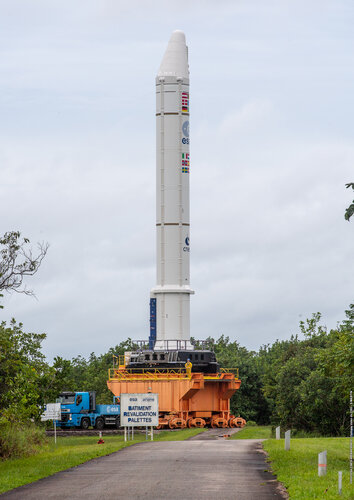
150, 31, 194, 350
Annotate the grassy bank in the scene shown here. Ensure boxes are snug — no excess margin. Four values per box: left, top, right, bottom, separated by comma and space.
231, 425, 273, 439
264, 437, 352, 499
0, 423, 47, 460
0, 428, 205, 494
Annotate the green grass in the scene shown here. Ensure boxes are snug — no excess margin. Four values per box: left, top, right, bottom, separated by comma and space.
0, 428, 205, 494
231, 425, 273, 439
0, 423, 47, 460
264, 437, 352, 499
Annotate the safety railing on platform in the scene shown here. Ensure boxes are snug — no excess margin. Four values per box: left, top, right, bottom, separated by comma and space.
220, 367, 239, 379
108, 367, 188, 381
112, 339, 212, 353
112, 354, 127, 369
108, 366, 239, 381
154, 340, 191, 350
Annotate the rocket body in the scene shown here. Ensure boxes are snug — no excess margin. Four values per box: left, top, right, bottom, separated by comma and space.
151, 31, 194, 350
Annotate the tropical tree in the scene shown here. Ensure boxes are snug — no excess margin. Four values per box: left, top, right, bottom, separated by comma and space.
0, 231, 48, 303
0, 320, 48, 423
344, 183, 354, 221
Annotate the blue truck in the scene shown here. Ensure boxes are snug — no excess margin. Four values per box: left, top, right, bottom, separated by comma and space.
55, 391, 120, 430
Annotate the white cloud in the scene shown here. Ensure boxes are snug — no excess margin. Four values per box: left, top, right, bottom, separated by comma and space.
218, 100, 273, 136
1, 0, 353, 359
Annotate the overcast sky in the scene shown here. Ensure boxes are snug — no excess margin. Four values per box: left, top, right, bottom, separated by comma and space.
1, 0, 353, 360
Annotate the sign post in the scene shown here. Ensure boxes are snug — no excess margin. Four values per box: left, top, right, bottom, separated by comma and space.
120, 393, 159, 440
41, 403, 61, 444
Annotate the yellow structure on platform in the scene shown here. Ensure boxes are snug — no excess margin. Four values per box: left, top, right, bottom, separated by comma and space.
107, 357, 245, 429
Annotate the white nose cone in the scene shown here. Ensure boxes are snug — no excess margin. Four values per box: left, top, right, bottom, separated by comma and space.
158, 30, 189, 79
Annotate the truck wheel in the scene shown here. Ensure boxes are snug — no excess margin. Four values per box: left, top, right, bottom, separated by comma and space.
115, 417, 120, 429
95, 418, 104, 430
81, 417, 90, 430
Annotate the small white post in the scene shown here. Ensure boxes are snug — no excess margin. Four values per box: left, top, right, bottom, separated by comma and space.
146, 426, 148, 440
132, 427, 134, 440
284, 430, 290, 450
318, 450, 327, 477
338, 471, 342, 495
99, 431, 102, 439
151, 426, 153, 441
276, 426, 280, 440
124, 426, 127, 442
54, 420, 57, 445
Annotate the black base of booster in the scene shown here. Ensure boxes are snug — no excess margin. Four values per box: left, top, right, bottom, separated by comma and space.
126, 350, 219, 374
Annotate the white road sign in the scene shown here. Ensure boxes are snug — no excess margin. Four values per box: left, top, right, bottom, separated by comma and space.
41, 403, 61, 421
120, 393, 159, 427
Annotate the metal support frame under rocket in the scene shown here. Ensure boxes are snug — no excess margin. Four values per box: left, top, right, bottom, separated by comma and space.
150, 31, 194, 350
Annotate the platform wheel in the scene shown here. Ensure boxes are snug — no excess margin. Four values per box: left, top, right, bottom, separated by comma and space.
211, 419, 217, 429
180, 419, 187, 429
169, 419, 176, 429
187, 418, 193, 428
194, 418, 206, 428
235, 417, 246, 428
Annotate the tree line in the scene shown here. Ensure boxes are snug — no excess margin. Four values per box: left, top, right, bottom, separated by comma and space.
203, 307, 353, 436
1, 306, 352, 436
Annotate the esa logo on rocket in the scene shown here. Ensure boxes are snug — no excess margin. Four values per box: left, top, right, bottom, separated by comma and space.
182, 121, 189, 144
183, 236, 190, 252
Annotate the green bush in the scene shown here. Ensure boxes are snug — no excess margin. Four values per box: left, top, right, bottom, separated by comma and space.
0, 423, 47, 460
290, 428, 330, 438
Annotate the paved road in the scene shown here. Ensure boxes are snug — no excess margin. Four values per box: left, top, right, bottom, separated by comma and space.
187, 427, 241, 440
1, 437, 287, 500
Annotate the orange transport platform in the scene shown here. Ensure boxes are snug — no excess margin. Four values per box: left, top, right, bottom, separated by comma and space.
107, 367, 246, 429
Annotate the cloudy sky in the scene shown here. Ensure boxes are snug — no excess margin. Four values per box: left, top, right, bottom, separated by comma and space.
1, 0, 353, 360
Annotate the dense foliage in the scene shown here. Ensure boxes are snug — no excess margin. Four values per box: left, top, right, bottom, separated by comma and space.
0, 307, 352, 440
259, 308, 354, 435
0, 320, 48, 424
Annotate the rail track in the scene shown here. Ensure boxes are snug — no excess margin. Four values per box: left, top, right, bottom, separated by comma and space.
45, 428, 164, 437
46, 429, 124, 437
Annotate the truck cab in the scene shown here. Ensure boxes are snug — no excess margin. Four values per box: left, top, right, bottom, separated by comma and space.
55, 391, 120, 430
